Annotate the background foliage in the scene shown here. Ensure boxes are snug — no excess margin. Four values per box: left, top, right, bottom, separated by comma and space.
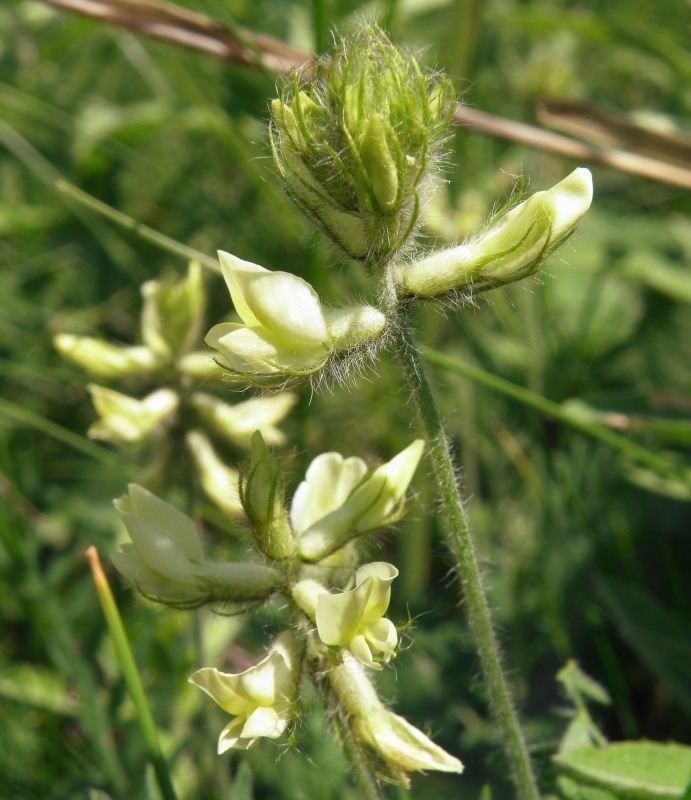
1, 0, 690, 797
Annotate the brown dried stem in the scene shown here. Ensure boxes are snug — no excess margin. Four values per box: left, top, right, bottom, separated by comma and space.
43, 0, 691, 189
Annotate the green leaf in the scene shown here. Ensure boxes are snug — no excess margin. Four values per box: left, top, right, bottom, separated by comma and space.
598, 579, 691, 716
554, 742, 691, 799
0, 663, 79, 716
557, 660, 611, 706
557, 775, 618, 800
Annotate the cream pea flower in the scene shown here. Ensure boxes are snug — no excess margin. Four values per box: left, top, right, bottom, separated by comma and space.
54, 334, 163, 381
401, 167, 593, 297
205, 251, 386, 378
316, 562, 399, 670
189, 632, 298, 753
87, 385, 178, 443
292, 440, 424, 561
185, 431, 244, 519
190, 391, 297, 447
330, 652, 463, 783
112, 484, 280, 603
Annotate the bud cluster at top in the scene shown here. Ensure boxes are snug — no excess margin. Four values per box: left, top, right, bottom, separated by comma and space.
270, 25, 454, 265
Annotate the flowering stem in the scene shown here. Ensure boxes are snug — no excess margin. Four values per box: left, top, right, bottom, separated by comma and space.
389, 311, 540, 800
86, 547, 179, 800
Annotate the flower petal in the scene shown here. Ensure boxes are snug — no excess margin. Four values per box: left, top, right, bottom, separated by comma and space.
242, 706, 287, 739
217, 717, 251, 753
188, 667, 247, 716
316, 586, 369, 647
212, 325, 327, 375
371, 711, 464, 773
357, 563, 398, 622
350, 633, 380, 670
110, 544, 198, 598
218, 251, 328, 345
233, 651, 293, 706
291, 452, 368, 535
119, 484, 204, 561
365, 618, 398, 661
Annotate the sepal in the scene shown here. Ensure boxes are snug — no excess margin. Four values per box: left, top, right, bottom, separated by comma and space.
239, 431, 294, 560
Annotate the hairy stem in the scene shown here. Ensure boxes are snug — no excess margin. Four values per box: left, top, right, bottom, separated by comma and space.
389, 307, 540, 800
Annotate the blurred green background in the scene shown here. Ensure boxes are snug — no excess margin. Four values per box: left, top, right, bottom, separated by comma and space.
1, 0, 690, 798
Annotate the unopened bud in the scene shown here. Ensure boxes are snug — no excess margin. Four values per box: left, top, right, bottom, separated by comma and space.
141, 261, 205, 358
270, 24, 454, 264
54, 334, 162, 380
359, 114, 399, 213
239, 431, 294, 560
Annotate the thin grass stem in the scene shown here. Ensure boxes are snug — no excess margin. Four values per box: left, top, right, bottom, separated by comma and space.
421, 346, 684, 480
55, 180, 220, 272
86, 547, 179, 800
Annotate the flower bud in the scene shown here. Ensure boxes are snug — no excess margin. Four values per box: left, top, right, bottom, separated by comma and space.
189, 630, 300, 753
328, 652, 463, 784
190, 391, 297, 448
141, 261, 205, 359
270, 25, 454, 263
112, 484, 280, 604
359, 113, 399, 213
239, 431, 294, 560
185, 431, 244, 519
54, 333, 163, 380
400, 168, 593, 298
205, 251, 385, 381
87, 385, 178, 443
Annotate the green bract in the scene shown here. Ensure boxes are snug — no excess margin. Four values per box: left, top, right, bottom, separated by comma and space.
270, 25, 454, 264
239, 431, 294, 560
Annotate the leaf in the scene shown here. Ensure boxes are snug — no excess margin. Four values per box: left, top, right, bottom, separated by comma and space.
557, 660, 611, 706
554, 742, 691, 799
0, 663, 79, 716
598, 579, 691, 716
557, 775, 619, 800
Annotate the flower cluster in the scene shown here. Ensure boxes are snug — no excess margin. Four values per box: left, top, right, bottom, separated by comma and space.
205, 172, 591, 385
54, 261, 296, 514
96, 22, 595, 792
113, 428, 461, 779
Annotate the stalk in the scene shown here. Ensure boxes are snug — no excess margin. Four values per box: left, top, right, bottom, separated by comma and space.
86, 547, 179, 800
389, 306, 540, 800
